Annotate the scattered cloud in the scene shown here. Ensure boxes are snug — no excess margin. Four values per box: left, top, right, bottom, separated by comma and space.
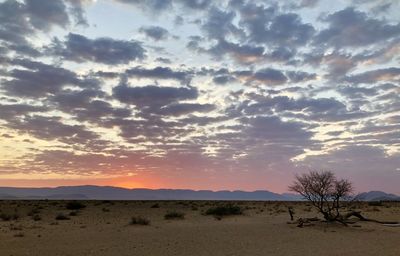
49, 33, 146, 64
0, 0, 399, 193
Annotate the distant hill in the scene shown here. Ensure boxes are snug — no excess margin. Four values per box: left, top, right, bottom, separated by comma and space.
0, 186, 398, 201
281, 193, 304, 201
0, 186, 288, 200
355, 191, 400, 201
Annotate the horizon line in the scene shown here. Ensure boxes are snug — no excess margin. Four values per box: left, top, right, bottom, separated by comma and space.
0, 184, 395, 195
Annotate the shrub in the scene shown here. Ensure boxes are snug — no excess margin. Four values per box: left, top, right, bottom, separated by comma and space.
101, 200, 115, 205
130, 216, 150, 225
55, 213, 70, 220
27, 208, 40, 216
66, 201, 86, 210
14, 232, 24, 238
32, 214, 41, 221
368, 201, 383, 206
69, 211, 78, 216
151, 203, 160, 208
205, 204, 243, 217
0, 213, 19, 221
371, 207, 380, 212
164, 211, 185, 220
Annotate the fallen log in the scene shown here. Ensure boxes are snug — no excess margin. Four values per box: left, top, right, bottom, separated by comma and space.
287, 211, 399, 227
343, 211, 399, 225
382, 224, 400, 227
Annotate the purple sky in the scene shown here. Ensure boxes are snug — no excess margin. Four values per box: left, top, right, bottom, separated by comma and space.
0, 0, 399, 194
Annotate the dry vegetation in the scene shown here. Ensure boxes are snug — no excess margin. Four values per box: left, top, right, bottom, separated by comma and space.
0, 200, 399, 256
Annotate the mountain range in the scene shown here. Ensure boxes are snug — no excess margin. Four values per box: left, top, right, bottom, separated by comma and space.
354, 191, 400, 201
0, 186, 398, 201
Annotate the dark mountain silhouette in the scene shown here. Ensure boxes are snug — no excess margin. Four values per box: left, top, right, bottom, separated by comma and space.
0, 186, 287, 200
281, 193, 304, 201
0, 186, 398, 201
355, 191, 400, 201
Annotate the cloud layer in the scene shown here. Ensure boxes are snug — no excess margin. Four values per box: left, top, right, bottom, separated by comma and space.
0, 0, 399, 193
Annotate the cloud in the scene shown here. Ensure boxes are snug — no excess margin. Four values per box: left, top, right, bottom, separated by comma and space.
65, 0, 92, 26
286, 71, 316, 83
113, 84, 198, 107
180, 0, 211, 10
337, 86, 377, 99
206, 39, 265, 64
345, 67, 400, 84
201, 7, 242, 40
241, 115, 313, 142
155, 57, 172, 64
315, 7, 400, 47
0, 0, 40, 56
114, 0, 211, 13
286, 0, 319, 9
126, 66, 191, 83
139, 26, 170, 41
213, 75, 235, 85
114, 0, 172, 13
0, 103, 48, 121
2, 59, 99, 97
157, 103, 215, 116
25, 0, 70, 31
265, 47, 297, 63
228, 91, 370, 122
49, 33, 146, 65
234, 2, 315, 46
0, 0, 399, 193
236, 68, 287, 85
0, 0, 89, 56
48, 88, 131, 124
5, 115, 99, 145
302, 145, 400, 192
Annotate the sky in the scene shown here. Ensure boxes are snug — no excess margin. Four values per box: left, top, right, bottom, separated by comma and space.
0, 0, 399, 194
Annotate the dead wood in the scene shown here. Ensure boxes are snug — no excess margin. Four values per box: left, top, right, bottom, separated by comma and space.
343, 211, 399, 225
287, 211, 399, 228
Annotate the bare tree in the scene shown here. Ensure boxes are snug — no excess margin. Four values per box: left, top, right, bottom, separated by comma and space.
289, 170, 400, 227
289, 170, 352, 223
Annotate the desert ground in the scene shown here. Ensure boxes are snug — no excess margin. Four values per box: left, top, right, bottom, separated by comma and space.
0, 200, 399, 256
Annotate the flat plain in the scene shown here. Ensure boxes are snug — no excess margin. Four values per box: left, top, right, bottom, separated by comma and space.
0, 200, 399, 256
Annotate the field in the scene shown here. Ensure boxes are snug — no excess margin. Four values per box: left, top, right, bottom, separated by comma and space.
0, 200, 399, 256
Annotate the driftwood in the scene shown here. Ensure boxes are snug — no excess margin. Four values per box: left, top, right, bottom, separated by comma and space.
287, 217, 321, 227
382, 224, 400, 227
343, 211, 399, 225
287, 211, 399, 228
288, 207, 294, 221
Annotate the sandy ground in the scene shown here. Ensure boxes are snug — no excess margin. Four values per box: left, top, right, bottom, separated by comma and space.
0, 200, 399, 256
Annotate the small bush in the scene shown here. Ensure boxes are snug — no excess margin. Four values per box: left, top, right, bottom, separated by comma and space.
368, 201, 383, 206
27, 208, 40, 216
32, 215, 41, 221
205, 204, 243, 217
151, 203, 160, 208
0, 213, 19, 221
102, 207, 110, 212
69, 211, 78, 216
371, 207, 380, 212
130, 216, 150, 225
66, 201, 86, 210
14, 232, 24, 238
164, 211, 185, 220
55, 213, 70, 220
